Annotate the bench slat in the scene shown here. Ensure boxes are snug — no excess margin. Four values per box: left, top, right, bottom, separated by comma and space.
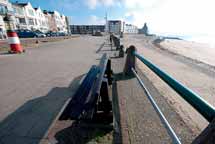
64, 65, 99, 119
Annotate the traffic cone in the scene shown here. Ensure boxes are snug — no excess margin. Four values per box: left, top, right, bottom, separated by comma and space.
7, 30, 24, 53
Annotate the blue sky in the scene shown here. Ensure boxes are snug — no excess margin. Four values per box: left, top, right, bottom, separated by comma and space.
10, 0, 127, 25
10, 0, 215, 44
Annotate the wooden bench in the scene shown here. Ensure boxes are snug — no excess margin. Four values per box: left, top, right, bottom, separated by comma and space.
60, 53, 112, 120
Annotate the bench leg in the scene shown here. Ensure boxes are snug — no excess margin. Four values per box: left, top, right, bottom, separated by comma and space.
105, 59, 113, 85
99, 80, 112, 113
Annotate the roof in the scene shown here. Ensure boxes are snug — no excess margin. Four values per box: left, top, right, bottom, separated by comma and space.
48, 11, 54, 14
12, 3, 28, 7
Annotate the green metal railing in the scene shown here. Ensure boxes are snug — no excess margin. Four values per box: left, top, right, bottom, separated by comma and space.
134, 51, 215, 122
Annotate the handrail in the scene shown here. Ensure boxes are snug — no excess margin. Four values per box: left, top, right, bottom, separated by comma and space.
132, 68, 181, 144
134, 51, 215, 122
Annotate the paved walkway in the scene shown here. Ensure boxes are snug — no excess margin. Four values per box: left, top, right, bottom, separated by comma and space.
97, 38, 195, 143
0, 36, 106, 144
110, 55, 194, 143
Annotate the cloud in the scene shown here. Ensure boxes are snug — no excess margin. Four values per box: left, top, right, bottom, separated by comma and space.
123, 0, 161, 9
86, 0, 98, 9
87, 15, 105, 25
86, 0, 118, 9
57, 0, 215, 39
122, 0, 215, 37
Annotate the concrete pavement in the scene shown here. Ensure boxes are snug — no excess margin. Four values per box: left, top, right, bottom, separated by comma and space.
0, 36, 106, 143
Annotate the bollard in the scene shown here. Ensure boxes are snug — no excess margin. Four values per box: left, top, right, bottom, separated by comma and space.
123, 45, 136, 75
110, 34, 113, 51
5, 15, 24, 54
7, 30, 24, 53
116, 38, 120, 50
119, 45, 124, 57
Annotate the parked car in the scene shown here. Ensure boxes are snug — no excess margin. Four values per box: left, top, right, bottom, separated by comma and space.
92, 31, 103, 36
16, 29, 45, 38
57, 32, 67, 36
46, 31, 58, 37
34, 30, 46, 37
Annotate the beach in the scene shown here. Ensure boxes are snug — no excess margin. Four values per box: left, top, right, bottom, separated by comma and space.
123, 34, 215, 135
159, 39, 215, 68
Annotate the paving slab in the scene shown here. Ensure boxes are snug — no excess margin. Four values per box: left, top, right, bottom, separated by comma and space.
110, 41, 195, 143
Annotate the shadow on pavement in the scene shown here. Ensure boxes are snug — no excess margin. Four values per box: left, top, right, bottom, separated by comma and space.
114, 72, 135, 81
96, 42, 105, 53
54, 112, 113, 144
0, 75, 83, 144
112, 80, 123, 144
111, 72, 135, 144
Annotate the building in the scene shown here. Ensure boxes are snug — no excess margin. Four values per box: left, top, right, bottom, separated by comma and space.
4, 1, 70, 34
48, 11, 65, 33
70, 25, 105, 34
60, 15, 68, 33
139, 23, 149, 35
0, 0, 15, 39
107, 20, 123, 34
34, 7, 49, 32
12, 3, 27, 30
65, 16, 71, 34
43, 10, 56, 32
124, 24, 138, 34
12, 2, 37, 30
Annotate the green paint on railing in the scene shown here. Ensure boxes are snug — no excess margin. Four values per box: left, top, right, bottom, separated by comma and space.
134, 51, 215, 122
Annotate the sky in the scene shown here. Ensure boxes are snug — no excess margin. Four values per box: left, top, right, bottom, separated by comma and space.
10, 0, 215, 43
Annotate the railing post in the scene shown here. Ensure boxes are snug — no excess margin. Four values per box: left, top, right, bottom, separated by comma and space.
123, 45, 136, 75
192, 119, 215, 144
110, 34, 113, 51
116, 38, 120, 50
119, 45, 124, 57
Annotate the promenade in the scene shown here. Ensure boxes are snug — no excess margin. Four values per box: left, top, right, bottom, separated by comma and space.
0, 35, 211, 143
0, 36, 105, 143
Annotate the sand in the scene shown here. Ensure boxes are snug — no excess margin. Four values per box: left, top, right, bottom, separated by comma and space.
160, 39, 215, 67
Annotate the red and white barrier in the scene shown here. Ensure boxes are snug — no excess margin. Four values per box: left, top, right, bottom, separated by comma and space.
7, 31, 24, 53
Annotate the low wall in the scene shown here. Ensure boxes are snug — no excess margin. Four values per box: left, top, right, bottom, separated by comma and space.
0, 36, 78, 51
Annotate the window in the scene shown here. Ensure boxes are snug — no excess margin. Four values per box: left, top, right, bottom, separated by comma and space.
28, 18, 34, 25
0, 5, 7, 15
28, 9, 34, 16
19, 18, 26, 24
15, 7, 24, 15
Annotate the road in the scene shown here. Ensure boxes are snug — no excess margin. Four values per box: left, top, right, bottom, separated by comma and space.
0, 36, 106, 143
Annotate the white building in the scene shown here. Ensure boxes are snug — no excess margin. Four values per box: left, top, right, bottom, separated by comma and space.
34, 7, 49, 32
124, 24, 138, 34
49, 11, 65, 32
12, 2, 69, 33
24, 2, 37, 30
0, 0, 15, 39
12, 3, 28, 30
12, 2, 37, 30
107, 20, 123, 35
60, 15, 68, 33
